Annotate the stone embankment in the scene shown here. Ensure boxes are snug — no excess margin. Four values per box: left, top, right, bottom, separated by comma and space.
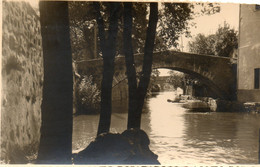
202, 97, 260, 113
243, 102, 260, 113
73, 129, 160, 165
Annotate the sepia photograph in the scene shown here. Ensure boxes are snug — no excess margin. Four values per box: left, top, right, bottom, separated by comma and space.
1, 0, 260, 165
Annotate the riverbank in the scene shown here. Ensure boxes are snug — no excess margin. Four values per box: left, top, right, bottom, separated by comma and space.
200, 97, 260, 113
192, 97, 260, 113
73, 129, 160, 165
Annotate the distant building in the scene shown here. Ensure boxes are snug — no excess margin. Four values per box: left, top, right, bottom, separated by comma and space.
237, 4, 260, 102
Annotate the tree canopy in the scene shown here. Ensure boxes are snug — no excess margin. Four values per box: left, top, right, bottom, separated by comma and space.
188, 23, 238, 57
68, 2, 148, 60
69, 2, 221, 61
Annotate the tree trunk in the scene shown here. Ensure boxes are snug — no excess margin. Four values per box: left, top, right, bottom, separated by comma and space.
95, 3, 120, 135
134, 3, 158, 129
37, 1, 73, 164
123, 2, 138, 129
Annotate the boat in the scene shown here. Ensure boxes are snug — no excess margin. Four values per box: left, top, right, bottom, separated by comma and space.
182, 100, 210, 112
167, 95, 182, 103
167, 98, 181, 103
167, 94, 193, 103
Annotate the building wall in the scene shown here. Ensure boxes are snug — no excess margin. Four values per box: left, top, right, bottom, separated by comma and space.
238, 4, 260, 102
1, 1, 43, 163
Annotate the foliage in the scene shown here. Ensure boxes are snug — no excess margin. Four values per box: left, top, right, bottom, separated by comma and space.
151, 69, 160, 77
69, 2, 221, 59
166, 71, 201, 90
76, 75, 101, 114
188, 23, 238, 57
68, 2, 148, 61
166, 71, 185, 89
188, 34, 215, 55
148, 69, 161, 93
157, 3, 193, 50
156, 3, 220, 50
68, 2, 97, 60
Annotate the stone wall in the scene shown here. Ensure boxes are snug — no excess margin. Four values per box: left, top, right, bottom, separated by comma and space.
1, 1, 43, 163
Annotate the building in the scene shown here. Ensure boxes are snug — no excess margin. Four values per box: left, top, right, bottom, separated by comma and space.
237, 4, 260, 102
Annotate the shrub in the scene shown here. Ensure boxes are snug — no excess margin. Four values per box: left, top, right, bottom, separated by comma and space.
76, 75, 100, 114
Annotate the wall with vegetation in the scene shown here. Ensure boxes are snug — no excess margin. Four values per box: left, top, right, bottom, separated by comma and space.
1, 1, 43, 163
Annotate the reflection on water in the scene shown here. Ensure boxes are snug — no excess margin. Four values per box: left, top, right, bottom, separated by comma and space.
73, 91, 260, 164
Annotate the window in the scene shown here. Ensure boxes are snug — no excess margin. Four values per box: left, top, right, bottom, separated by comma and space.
255, 68, 260, 89
256, 4, 260, 10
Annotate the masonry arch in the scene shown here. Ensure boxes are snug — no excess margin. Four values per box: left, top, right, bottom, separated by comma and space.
153, 67, 225, 99
76, 50, 237, 100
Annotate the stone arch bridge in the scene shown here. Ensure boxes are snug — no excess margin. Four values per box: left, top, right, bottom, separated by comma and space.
76, 50, 237, 100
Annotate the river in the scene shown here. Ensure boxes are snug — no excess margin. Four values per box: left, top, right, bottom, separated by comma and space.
72, 91, 260, 165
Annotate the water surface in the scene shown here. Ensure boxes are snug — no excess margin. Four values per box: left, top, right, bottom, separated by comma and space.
73, 91, 260, 165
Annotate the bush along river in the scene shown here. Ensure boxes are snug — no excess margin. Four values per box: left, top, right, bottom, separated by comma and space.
72, 91, 260, 165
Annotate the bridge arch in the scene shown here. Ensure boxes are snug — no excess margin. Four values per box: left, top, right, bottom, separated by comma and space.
152, 67, 225, 99
76, 50, 237, 100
